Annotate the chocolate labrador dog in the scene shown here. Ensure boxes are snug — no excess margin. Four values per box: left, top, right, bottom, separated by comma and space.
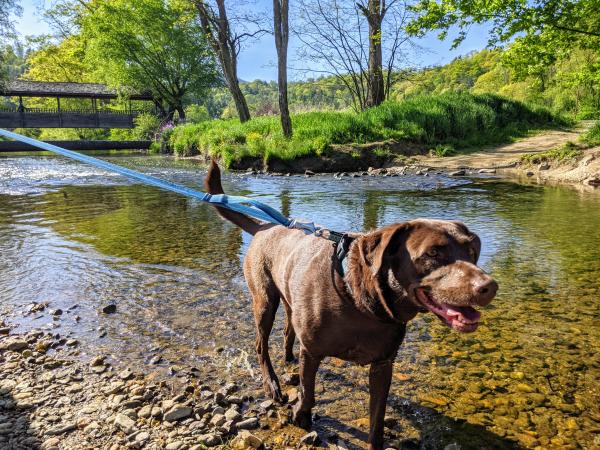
205, 161, 497, 450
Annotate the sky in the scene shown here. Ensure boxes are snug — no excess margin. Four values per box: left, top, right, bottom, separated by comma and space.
14, 0, 492, 82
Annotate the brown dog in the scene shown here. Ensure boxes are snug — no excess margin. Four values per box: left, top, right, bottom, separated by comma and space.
205, 161, 497, 450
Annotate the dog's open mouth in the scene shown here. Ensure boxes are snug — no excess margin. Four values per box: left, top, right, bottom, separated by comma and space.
415, 288, 481, 333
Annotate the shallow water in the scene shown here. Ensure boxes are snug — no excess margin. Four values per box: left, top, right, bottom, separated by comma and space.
0, 154, 598, 449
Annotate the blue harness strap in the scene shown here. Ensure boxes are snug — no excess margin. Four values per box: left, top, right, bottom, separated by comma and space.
0, 129, 291, 227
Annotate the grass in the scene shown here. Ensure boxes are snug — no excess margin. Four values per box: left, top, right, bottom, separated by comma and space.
165, 92, 568, 167
580, 121, 600, 147
520, 142, 583, 165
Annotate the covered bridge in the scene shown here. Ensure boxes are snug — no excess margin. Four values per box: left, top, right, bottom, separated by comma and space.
0, 80, 154, 129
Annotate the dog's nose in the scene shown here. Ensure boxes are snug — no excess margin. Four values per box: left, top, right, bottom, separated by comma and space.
473, 277, 498, 306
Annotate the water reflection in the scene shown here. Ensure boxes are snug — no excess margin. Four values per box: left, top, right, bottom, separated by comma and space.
0, 155, 598, 449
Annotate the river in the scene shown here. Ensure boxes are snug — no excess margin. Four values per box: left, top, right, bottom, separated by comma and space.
0, 154, 598, 449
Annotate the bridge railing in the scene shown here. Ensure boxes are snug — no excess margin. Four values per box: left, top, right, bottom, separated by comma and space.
0, 108, 151, 129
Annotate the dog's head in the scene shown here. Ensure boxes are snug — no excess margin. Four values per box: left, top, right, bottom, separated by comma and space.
348, 219, 497, 332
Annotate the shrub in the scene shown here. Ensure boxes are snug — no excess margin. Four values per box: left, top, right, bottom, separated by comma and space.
520, 142, 582, 165
580, 122, 600, 147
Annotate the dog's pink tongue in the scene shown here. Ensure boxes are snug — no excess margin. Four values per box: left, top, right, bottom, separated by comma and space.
445, 305, 481, 324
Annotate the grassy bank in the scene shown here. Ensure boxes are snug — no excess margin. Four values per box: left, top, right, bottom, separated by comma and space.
164, 92, 567, 168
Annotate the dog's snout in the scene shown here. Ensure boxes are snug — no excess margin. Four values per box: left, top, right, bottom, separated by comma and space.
473, 276, 498, 305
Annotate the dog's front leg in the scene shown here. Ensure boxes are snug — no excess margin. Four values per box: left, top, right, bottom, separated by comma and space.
292, 347, 321, 429
368, 359, 393, 450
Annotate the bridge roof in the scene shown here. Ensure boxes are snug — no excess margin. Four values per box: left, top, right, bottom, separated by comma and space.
2, 80, 153, 100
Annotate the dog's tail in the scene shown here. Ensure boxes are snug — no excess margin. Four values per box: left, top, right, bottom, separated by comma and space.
204, 160, 262, 236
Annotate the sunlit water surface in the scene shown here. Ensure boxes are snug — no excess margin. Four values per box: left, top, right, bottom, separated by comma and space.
0, 154, 598, 449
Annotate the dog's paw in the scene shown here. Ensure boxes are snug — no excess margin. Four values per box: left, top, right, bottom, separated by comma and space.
263, 379, 284, 403
292, 405, 312, 430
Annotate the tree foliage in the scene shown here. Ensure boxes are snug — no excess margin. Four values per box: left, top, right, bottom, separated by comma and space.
81, 0, 219, 120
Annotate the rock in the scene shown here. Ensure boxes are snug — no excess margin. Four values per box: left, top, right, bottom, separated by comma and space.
102, 304, 117, 314
233, 430, 263, 449
581, 154, 595, 166
225, 408, 241, 422
478, 168, 496, 174
199, 433, 221, 447
236, 417, 259, 430
449, 170, 466, 176
149, 355, 162, 365
42, 437, 61, 449
286, 388, 299, 403
584, 176, 600, 186
300, 431, 320, 446
135, 431, 150, 443
259, 399, 274, 410
138, 405, 152, 418
119, 368, 134, 380
305, 170, 315, 177
151, 406, 162, 418
526, 171, 534, 177
114, 413, 136, 433
282, 372, 300, 386
444, 444, 461, 450
516, 383, 535, 393
46, 422, 77, 435
164, 405, 193, 422
210, 413, 226, 427
50, 309, 63, 316
5, 339, 28, 351
165, 441, 184, 450
538, 162, 550, 170
0, 327, 9, 335
90, 356, 105, 366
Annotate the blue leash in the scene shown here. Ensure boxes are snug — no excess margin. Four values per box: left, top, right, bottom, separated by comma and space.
0, 129, 292, 227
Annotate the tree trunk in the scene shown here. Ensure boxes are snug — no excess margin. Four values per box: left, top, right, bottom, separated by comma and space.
176, 105, 186, 122
195, 0, 251, 123
365, 0, 385, 108
274, 0, 292, 137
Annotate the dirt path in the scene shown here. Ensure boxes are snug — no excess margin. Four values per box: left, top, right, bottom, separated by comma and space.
405, 121, 600, 189
414, 123, 590, 169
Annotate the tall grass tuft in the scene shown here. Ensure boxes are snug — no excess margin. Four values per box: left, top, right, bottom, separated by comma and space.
167, 92, 567, 167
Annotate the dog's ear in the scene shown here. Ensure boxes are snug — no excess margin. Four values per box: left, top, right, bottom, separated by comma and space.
358, 224, 407, 276
351, 223, 409, 320
470, 233, 481, 264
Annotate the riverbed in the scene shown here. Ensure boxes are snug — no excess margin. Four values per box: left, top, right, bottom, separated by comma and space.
0, 154, 599, 449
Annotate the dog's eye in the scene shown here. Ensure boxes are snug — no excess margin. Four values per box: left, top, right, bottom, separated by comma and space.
426, 248, 438, 257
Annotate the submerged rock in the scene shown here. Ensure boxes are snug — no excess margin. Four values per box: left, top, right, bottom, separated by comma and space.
102, 304, 117, 314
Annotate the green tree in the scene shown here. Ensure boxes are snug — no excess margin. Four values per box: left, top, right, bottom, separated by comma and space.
407, 0, 600, 74
0, 0, 22, 88
82, 0, 219, 121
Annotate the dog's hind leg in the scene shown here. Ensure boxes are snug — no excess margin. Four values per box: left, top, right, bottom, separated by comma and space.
251, 281, 284, 402
282, 301, 296, 363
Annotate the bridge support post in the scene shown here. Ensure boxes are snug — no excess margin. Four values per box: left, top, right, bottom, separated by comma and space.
57, 97, 62, 128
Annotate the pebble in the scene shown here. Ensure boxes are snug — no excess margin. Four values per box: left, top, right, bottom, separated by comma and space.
102, 304, 117, 314
199, 432, 221, 447
114, 413, 137, 433
449, 169, 466, 176
236, 417, 259, 430
164, 405, 193, 422
165, 441, 184, 450
5, 339, 28, 351
138, 404, 152, 418
233, 430, 263, 449
46, 422, 77, 435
